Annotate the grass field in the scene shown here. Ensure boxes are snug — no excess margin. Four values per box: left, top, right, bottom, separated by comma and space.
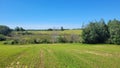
28, 30, 82, 35
0, 43, 120, 68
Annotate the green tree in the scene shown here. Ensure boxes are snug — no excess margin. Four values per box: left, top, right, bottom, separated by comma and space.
15, 27, 20, 31
0, 25, 11, 35
108, 19, 120, 44
20, 27, 25, 31
97, 19, 109, 43
15, 27, 25, 31
82, 19, 109, 44
61, 26, 64, 31
48, 28, 53, 31
82, 22, 99, 43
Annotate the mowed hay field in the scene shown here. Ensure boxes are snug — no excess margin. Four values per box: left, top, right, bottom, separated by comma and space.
0, 44, 120, 68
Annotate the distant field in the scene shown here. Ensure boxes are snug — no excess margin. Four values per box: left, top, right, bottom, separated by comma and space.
28, 30, 82, 35
0, 43, 120, 68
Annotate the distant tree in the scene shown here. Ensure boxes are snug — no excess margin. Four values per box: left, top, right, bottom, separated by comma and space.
15, 27, 25, 31
108, 19, 120, 44
61, 26, 64, 31
0, 25, 12, 35
19, 27, 25, 31
15, 27, 20, 31
48, 28, 53, 31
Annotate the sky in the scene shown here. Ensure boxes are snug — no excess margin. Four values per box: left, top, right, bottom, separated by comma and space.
0, 0, 120, 29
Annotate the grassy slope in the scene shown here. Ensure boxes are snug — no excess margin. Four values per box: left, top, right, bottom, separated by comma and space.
0, 43, 120, 68
28, 30, 82, 35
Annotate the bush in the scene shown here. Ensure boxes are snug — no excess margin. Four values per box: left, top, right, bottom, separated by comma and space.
57, 36, 68, 43
4, 40, 18, 45
41, 39, 50, 43
4, 38, 52, 45
0, 34, 6, 41
70, 34, 80, 43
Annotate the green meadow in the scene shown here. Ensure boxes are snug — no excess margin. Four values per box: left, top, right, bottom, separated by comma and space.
0, 43, 120, 68
1, 0, 120, 68
28, 30, 82, 35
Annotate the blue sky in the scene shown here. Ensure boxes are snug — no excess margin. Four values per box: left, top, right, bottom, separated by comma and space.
0, 0, 120, 29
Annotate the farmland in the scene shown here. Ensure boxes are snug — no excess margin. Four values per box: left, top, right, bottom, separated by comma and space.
0, 43, 120, 68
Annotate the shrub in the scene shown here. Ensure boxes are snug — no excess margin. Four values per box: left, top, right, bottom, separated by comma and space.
57, 36, 68, 43
0, 34, 6, 41
4, 40, 18, 45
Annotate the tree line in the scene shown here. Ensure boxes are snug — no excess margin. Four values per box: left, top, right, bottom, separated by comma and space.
82, 19, 120, 45
1, 19, 120, 45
